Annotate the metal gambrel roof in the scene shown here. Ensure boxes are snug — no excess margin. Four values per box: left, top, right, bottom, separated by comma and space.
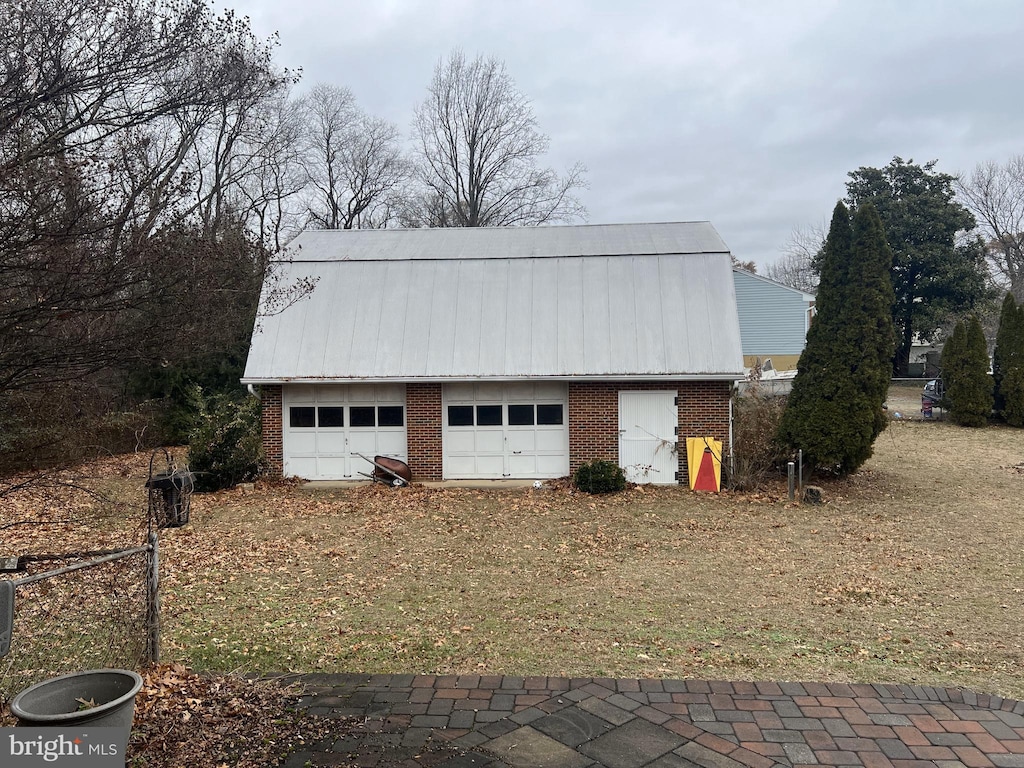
280, 221, 730, 262
242, 223, 745, 383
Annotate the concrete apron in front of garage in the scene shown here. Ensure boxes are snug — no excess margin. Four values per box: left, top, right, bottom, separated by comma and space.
301, 479, 542, 489
278, 672, 1024, 768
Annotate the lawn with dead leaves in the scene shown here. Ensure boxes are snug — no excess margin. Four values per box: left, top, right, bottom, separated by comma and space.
149, 419, 1024, 699
2, 415, 1024, 768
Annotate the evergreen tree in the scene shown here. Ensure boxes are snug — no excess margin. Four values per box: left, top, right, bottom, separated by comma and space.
850, 204, 896, 440
943, 318, 993, 427
965, 317, 995, 425
1002, 367, 1024, 427
845, 157, 989, 376
777, 201, 893, 475
994, 294, 1019, 413
993, 293, 1024, 426
940, 322, 967, 410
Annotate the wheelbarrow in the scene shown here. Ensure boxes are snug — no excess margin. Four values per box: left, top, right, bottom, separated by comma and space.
355, 453, 412, 487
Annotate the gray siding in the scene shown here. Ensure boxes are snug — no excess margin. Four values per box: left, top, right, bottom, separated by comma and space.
732, 270, 812, 356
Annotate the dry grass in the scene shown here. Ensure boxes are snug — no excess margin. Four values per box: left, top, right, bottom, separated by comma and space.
886, 381, 935, 418
152, 418, 1024, 699
3, 411, 1023, 705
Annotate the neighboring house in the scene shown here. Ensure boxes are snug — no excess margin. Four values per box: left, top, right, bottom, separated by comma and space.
242, 222, 745, 486
732, 269, 815, 372
908, 334, 942, 378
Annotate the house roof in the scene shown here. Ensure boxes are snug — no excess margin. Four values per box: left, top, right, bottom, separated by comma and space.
242, 223, 745, 383
731, 268, 815, 302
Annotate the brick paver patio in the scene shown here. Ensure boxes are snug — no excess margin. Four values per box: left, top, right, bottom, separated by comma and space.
280, 674, 1024, 768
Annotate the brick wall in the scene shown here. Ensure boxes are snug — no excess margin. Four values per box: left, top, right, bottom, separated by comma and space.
568, 381, 731, 485
261, 379, 731, 484
406, 383, 443, 482
261, 385, 283, 476
567, 383, 619, 468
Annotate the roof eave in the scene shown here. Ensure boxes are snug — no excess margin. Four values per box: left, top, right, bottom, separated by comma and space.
241, 373, 746, 385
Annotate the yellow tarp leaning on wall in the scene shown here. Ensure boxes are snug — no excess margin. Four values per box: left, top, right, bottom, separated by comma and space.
686, 437, 722, 492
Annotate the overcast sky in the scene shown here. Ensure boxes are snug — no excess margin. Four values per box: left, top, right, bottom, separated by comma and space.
228, 0, 1024, 269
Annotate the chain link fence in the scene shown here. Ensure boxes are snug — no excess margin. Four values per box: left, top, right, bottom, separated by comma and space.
0, 462, 171, 713
1, 547, 155, 706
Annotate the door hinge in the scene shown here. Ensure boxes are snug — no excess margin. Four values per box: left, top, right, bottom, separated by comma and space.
674, 426, 678, 436
674, 471, 680, 481
674, 396, 679, 406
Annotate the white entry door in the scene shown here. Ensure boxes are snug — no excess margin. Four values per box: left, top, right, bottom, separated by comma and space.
618, 391, 679, 485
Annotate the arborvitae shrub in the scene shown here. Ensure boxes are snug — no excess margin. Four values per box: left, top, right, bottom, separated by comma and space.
1001, 367, 1024, 427
573, 459, 626, 494
965, 316, 995, 424
940, 322, 967, 412
776, 202, 894, 476
993, 293, 1017, 414
944, 318, 993, 427
994, 293, 1024, 425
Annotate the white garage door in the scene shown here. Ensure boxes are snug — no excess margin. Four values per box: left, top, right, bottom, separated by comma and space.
443, 382, 569, 479
283, 384, 406, 480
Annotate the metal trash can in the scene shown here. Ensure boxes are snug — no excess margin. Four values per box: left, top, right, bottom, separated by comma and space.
145, 470, 195, 528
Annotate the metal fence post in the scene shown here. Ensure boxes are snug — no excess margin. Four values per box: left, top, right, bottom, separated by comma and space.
146, 531, 159, 665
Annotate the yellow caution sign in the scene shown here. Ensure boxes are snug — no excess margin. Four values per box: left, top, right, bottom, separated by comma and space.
686, 437, 722, 492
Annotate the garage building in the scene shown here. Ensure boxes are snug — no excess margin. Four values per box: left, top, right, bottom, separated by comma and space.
242, 222, 744, 485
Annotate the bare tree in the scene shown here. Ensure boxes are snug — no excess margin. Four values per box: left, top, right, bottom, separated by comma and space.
294, 84, 408, 230
0, 0, 299, 399
410, 50, 586, 227
233, 96, 307, 251
731, 255, 757, 273
956, 157, 1024, 301
765, 223, 824, 293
